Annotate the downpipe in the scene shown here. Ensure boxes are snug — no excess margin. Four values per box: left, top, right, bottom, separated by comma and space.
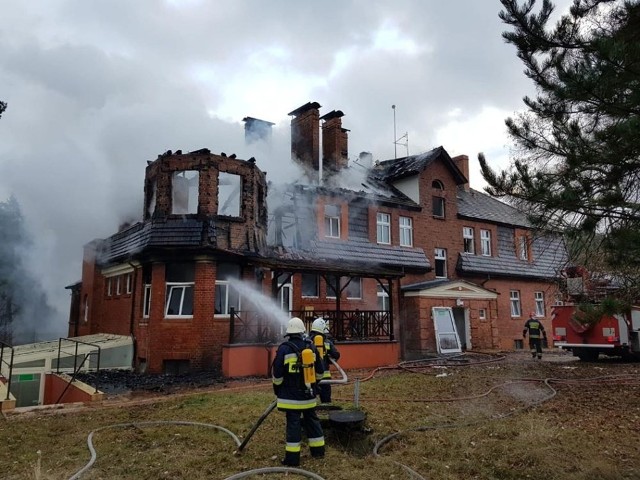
236, 358, 348, 453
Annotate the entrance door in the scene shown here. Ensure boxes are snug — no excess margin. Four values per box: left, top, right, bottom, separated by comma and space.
452, 307, 468, 350
432, 307, 462, 354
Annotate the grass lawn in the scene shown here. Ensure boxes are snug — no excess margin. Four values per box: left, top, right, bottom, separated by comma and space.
1, 352, 639, 479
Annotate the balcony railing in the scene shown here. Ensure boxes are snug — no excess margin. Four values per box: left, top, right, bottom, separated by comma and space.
228, 308, 393, 344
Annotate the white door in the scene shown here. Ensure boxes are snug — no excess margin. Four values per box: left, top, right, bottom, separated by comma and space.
432, 307, 462, 354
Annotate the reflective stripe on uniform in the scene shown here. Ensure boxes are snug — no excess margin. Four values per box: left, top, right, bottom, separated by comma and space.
277, 397, 317, 409
315, 372, 324, 381
285, 442, 301, 452
322, 371, 331, 379
308, 436, 325, 448
284, 353, 300, 373
272, 376, 283, 386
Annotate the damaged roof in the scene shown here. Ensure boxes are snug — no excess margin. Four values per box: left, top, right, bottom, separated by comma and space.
268, 239, 430, 276
373, 146, 467, 185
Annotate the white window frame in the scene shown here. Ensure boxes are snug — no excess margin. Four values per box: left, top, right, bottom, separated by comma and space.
214, 280, 240, 316
480, 229, 491, 256
377, 285, 389, 312
126, 273, 132, 294
345, 277, 362, 300
463, 227, 475, 254
519, 235, 529, 260
510, 290, 521, 317
399, 216, 413, 247
106, 278, 112, 297
535, 291, 545, 317
478, 308, 486, 320
376, 212, 391, 244
433, 196, 445, 218
116, 276, 122, 295
324, 206, 341, 239
143, 284, 151, 318
326, 277, 339, 299
435, 248, 447, 279
165, 283, 194, 318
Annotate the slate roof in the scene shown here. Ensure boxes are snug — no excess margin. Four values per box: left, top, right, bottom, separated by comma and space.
270, 239, 430, 275
457, 227, 568, 279
457, 188, 531, 228
373, 146, 467, 184
98, 218, 215, 264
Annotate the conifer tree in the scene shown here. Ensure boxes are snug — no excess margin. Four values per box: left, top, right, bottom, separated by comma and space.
480, 0, 640, 300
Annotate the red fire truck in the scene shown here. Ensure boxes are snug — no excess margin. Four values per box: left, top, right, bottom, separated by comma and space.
552, 304, 640, 361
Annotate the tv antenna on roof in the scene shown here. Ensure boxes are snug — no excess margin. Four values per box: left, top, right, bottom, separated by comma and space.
392, 105, 409, 159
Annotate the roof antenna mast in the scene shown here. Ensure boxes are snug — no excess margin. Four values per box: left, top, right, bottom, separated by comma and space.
392, 105, 409, 159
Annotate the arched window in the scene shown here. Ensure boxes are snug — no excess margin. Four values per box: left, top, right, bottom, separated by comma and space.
432, 179, 444, 190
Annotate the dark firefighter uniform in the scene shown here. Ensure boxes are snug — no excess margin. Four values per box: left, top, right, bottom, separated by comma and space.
308, 329, 340, 403
272, 333, 325, 466
523, 315, 547, 359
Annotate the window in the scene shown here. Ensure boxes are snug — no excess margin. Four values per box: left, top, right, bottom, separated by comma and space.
480, 229, 491, 256
215, 263, 241, 315
510, 290, 521, 317
535, 291, 545, 317
399, 216, 413, 247
126, 273, 132, 294
518, 235, 529, 260
165, 263, 195, 317
478, 308, 486, 320
377, 213, 391, 244
172, 170, 199, 215
218, 172, 241, 217
463, 227, 475, 254
143, 284, 151, 318
433, 197, 445, 218
324, 204, 341, 238
435, 248, 447, 278
106, 278, 112, 297
432, 180, 445, 218
301, 274, 319, 298
377, 285, 389, 311
345, 277, 362, 299
326, 276, 340, 299
116, 276, 122, 295
146, 180, 157, 218
165, 285, 194, 317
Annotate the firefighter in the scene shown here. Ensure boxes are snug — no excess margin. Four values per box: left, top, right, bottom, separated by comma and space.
309, 317, 341, 404
523, 312, 547, 359
272, 317, 325, 466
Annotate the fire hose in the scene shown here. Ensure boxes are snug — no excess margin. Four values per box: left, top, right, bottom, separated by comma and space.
235, 358, 348, 453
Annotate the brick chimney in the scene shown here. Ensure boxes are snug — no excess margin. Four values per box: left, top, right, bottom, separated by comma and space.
242, 117, 275, 144
288, 102, 321, 183
452, 154, 470, 191
320, 110, 349, 177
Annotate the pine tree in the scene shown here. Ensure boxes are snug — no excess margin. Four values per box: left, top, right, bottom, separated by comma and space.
480, 0, 640, 301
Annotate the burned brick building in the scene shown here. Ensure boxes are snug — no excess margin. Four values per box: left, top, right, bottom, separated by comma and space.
68, 101, 567, 375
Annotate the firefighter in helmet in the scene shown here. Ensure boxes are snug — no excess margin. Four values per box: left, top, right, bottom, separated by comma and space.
523, 312, 547, 359
309, 317, 341, 404
272, 317, 325, 466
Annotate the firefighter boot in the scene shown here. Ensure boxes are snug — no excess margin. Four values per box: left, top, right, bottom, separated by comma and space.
281, 451, 300, 467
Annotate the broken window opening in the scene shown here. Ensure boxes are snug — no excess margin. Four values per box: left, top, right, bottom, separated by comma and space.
172, 171, 199, 215
346, 277, 362, 299
146, 180, 157, 218
218, 172, 242, 217
302, 274, 319, 298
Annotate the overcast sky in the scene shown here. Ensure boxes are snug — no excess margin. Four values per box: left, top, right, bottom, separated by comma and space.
0, 0, 571, 339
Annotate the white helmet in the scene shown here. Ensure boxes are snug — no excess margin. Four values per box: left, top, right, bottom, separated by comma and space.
311, 317, 327, 333
286, 317, 306, 335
